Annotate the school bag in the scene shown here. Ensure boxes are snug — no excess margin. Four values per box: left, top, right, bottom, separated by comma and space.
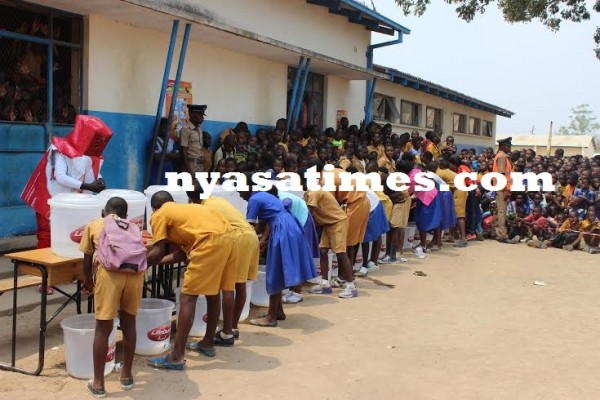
97, 215, 147, 274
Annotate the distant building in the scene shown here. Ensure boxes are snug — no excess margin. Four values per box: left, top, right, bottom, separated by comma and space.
372, 65, 514, 154
496, 134, 597, 157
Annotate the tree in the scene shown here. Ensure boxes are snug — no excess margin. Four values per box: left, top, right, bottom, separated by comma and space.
394, 0, 600, 59
558, 104, 600, 137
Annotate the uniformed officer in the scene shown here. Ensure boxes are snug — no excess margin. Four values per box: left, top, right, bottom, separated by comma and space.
180, 104, 206, 174
492, 137, 512, 241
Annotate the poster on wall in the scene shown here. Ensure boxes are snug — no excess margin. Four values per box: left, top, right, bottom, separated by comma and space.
336, 109, 348, 128
165, 80, 193, 138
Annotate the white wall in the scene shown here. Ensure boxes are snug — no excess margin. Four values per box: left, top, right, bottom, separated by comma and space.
87, 15, 287, 124
324, 76, 366, 128
170, 0, 370, 67
374, 80, 499, 149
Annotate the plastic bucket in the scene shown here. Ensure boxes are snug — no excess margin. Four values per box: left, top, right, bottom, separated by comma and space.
60, 314, 117, 379
219, 280, 254, 322
48, 193, 102, 258
250, 269, 269, 307
98, 189, 146, 230
175, 288, 208, 338
210, 186, 248, 216
403, 223, 417, 250
135, 298, 174, 356
144, 185, 189, 234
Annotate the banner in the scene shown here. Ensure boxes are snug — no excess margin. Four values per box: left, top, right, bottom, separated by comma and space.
165, 80, 193, 138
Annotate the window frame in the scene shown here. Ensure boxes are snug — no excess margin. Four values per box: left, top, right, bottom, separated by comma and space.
372, 93, 400, 124
483, 120, 494, 137
287, 68, 325, 130
468, 117, 481, 135
453, 113, 467, 134
400, 100, 421, 127
425, 106, 443, 130
0, 0, 84, 144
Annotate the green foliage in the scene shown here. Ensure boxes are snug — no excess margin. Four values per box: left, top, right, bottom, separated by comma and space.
558, 104, 600, 137
394, 0, 600, 57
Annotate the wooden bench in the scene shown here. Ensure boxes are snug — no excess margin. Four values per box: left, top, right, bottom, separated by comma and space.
0, 275, 43, 295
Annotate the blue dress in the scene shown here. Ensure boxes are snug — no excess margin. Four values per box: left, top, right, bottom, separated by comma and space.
246, 192, 316, 294
363, 203, 390, 243
280, 193, 319, 258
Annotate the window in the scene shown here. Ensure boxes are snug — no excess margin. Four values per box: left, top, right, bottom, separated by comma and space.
400, 100, 421, 126
372, 93, 400, 123
287, 68, 324, 129
453, 113, 467, 133
0, 1, 83, 124
426, 107, 443, 130
468, 117, 481, 135
483, 120, 494, 137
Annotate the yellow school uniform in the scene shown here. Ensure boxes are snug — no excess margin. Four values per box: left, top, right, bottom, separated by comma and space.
79, 218, 144, 320
426, 143, 441, 160
305, 190, 348, 253
367, 144, 385, 160
378, 156, 395, 173
150, 203, 236, 295
203, 197, 259, 282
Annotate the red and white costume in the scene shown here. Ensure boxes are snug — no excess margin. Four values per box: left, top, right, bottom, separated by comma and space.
21, 115, 112, 248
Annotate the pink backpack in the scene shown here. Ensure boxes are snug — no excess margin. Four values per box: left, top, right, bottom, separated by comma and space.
97, 216, 147, 274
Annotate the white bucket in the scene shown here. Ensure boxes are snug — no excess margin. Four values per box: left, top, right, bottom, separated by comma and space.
60, 314, 117, 379
403, 223, 417, 250
135, 298, 174, 356
175, 288, 207, 338
144, 185, 189, 234
98, 189, 146, 230
48, 193, 102, 258
211, 186, 248, 216
218, 280, 254, 322
250, 269, 269, 307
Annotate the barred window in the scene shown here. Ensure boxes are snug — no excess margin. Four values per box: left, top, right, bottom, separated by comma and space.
0, 0, 82, 125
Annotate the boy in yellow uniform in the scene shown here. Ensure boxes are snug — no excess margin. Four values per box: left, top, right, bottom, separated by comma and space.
305, 189, 358, 298
146, 191, 237, 370
81, 197, 145, 398
186, 182, 259, 344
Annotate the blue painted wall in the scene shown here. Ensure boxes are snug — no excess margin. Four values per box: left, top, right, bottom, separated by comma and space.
0, 113, 273, 238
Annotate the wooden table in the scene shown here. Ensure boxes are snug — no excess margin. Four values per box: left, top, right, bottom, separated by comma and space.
0, 248, 85, 376
0, 244, 185, 376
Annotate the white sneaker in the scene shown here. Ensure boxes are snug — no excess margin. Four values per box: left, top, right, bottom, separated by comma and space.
413, 246, 426, 259
330, 277, 347, 288
353, 263, 362, 272
338, 284, 358, 299
282, 291, 303, 303
307, 276, 321, 284
309, 280, 333, 294
366, 261, 379, 271
379, 256, 393, 264
355, 267, 368, 277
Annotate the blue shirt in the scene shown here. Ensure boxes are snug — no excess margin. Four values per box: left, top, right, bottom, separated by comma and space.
277, 191, 308, 226
246, 191, 286, 225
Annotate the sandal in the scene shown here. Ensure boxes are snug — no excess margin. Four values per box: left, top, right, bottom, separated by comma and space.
87, 380, 106, 398
147, 355, 186, 370
258, 312, 286, 321
37, 285, 54, 295
120, 377, 135, 390
249, 317, 278, 327
213, 330, 235, 347
185, 342, 216, 357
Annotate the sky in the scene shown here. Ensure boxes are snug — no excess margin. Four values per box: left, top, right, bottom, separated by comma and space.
370, 0, 600, 135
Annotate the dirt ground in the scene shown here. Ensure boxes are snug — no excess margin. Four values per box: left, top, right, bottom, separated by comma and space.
1, 240, 599, 400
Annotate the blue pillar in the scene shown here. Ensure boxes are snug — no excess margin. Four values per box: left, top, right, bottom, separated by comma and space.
156, 23, 192, 185
144, 20, 180, 188
286, 56, 305, 137
292, 58, 311, 130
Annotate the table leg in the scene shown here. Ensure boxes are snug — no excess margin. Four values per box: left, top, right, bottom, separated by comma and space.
88, 295, 94, 313
0, 262, 48, 376
76, 281, 82, 314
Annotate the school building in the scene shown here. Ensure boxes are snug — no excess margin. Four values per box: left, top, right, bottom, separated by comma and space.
0, 0, 513, 238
